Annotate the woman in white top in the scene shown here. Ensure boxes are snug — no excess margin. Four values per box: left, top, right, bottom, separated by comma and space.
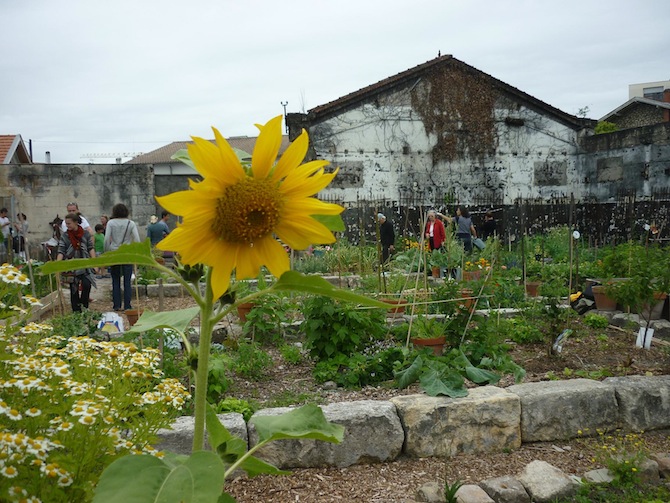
104, 203, 140, 311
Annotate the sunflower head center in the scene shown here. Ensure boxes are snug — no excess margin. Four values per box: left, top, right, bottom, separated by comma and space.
214, 177, 283, 244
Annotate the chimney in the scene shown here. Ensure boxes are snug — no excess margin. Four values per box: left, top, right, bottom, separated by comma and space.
45, 151, 51, 164
664, 89, 670, 122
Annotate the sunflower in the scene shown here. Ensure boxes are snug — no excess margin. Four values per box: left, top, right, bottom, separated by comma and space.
157, 115, 343, 300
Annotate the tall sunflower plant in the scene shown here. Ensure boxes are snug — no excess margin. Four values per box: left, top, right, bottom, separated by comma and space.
41, 116, 391, 502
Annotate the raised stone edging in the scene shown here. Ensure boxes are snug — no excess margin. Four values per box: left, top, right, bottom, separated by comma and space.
157, 375, 670, 469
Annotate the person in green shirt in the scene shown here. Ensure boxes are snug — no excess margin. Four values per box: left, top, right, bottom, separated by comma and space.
94, 224, 107, 278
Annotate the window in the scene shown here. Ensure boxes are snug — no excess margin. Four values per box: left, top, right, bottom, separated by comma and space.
643, 86, 664, 101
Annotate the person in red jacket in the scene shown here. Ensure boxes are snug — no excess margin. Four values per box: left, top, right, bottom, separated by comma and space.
424, 210, 446, 250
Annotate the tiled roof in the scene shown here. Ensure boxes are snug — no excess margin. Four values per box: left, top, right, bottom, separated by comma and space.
126, 135, 290, 164
308, 55, 595, 129
0, 135, 32, 164
600, 96, 670, 122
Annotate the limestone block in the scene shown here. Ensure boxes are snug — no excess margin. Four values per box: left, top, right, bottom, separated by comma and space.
479, 475, 530, 503
390, 387, 521, 458
507, 379, 618, 442
248, 400, 403, 469
650, 452, 670, 478
455, 484, 494, 502
603, 375, 670, 431
415, 481, 446, 502
156, 413, 247, 455
146, 282, 186, 298
517, 460, 578, 503
610, 312, 641, 328
638, 457, 661, 485
651, 319, 670, 339
583, 468, 614, 483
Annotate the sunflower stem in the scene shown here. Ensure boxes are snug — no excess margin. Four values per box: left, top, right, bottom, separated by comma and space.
191, 266, 215, 452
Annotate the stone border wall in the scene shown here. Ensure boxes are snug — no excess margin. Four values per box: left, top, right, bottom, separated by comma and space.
158, 375, 670, 469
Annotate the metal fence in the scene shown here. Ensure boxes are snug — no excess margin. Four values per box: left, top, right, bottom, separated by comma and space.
321, 189, 670, 247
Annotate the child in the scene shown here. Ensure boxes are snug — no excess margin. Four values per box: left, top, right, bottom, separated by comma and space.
94, 224, 106, 278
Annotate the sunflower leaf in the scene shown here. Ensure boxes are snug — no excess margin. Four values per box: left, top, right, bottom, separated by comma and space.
39, 241, 157, 275
272, 271, 390, 308
171, 148, 196, 169
312, 214, 345, 232
126, 307, 200, 334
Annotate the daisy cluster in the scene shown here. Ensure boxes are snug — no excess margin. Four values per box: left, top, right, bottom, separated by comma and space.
0, 327, 190, 502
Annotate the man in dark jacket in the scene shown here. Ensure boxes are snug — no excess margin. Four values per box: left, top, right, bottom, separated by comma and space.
378, 213, 395, 265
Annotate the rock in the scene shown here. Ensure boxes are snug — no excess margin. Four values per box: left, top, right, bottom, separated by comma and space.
248, 400, 403, 468
651, 319, 670, 339
391, 387, 520, 458
507, 379, 618, 442
651, 452, 670, 478
583, 467, 614, 483
322, 380, 338, 391
454, 484, 494, 502
610, 312, 641, 328
479, 475, 530, 503
603, 375, 670, 431
638, 457, 661, 485
415, 481, 446, 502
156, 412, 247, 455
517, 460, 578, 503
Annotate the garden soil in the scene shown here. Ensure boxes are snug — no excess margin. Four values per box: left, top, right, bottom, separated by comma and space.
51, 281, 670, 502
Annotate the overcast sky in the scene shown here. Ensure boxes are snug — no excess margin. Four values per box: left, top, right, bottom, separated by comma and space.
3, 0, 669, 164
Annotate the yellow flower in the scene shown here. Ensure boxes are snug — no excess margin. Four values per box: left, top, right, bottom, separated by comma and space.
157, 116, 343, 299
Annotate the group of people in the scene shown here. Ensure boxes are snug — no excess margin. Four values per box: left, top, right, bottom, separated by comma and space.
55, 202, 170, 314
0, 207, 30, 261
377, 207, 498, 265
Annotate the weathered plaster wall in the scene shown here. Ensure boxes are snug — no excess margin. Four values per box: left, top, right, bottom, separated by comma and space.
310, 89, 583, 205
0, 163, 156, 256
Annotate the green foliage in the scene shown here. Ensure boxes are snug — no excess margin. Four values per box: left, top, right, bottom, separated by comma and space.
498, 317, 545, 344
49, 310, 103, 339
242, 293, 289, 343
207, 354, 232, 403
293, 253, 329, 274
594, 120, 618, 134
94, 404, 344, 503
584, 313, 609, 329
216, 397, 256, 421
231, 341, 272, 380
303, 295, 387, 360
445, 479, 464, 503
313, 347, 408, 388
279, 343, 304, 365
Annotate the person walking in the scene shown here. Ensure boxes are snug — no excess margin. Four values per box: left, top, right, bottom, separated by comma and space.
147, 211, 170, 246
105, 203, 140, 312
481, 211, 497, 241
56, 213, 97, 312
424, 210, 446, 251
12, 213, 29, 260
451, 207, 477, 253
377, 213, 395, 264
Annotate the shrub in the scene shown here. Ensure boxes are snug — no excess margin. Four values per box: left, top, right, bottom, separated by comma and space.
583, 313, 609, 329
216, 397, 256, 421
231, 341, 272, 380
279, 343, 304, 365
303, 295, 387, 360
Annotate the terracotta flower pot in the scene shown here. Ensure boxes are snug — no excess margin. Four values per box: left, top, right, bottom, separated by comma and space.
125, 308, 144, 327
462, 270, 482, 282
591, 285, 617, 311
410, 336, 446, 356
236, 302, 255, 324
458, 288, 475, 312
431, 266, 441, 278
525, 281, 541, 297
382, 298, 406, 314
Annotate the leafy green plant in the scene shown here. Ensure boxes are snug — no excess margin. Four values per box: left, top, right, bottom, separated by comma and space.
589, 429, 649, 487
594, 120, 618, 134
313, 347, 408, 388
242, 293, 289, 343
498, 317, 545, 344
231, 341, 272, 380
279, 343, 304, 365
216, 397, 256, 421
584, 313, 609, 329
444, 479, 464, 503
49, 310, 103, 339
207, 353, 232, 403
303, 295, 387, 360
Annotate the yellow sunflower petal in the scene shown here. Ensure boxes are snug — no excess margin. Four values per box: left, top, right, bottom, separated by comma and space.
272, 129, 307, 181
251, 116, 283, 178
212, 127, 246, 182
210, 259, 235, 300
253, 237, 290, 279
275, 217, 337, 250
188, 137, 222, 179
281, 169, 338, 198
283, 198, 344, 216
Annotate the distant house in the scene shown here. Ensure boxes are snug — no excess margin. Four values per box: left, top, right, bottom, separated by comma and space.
287, 54, 596, 205
0, 135, 31, 164
600, 91, 670, 130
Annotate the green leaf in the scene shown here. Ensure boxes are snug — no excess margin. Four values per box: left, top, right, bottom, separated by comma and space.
40, 241, 157, 275
171, 149, 196, 169
272, 271, 390, 308
250, 404, 344, 444
464, 365, 501, 385
206, 403, 288, 477
394, 355, 423, 389
93, 451, 226, 503
420, 369, 468, 397
128, 307, 200, 334
312, 214, 345, 232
